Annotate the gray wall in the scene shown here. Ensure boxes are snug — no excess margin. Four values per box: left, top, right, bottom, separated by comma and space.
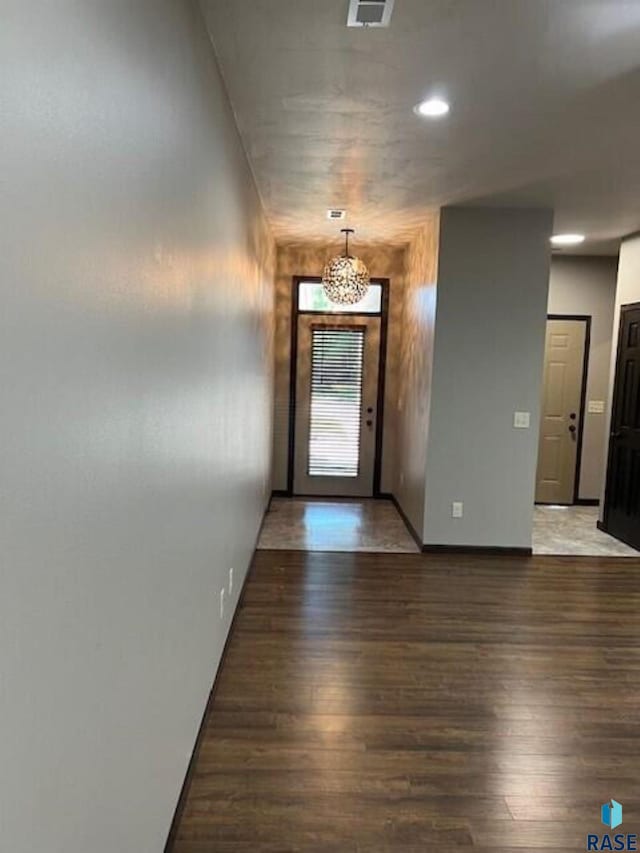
423, 207, 553, 548
601, 233, 640, 515
0, 3, 274, 852
547, 256, 618, 501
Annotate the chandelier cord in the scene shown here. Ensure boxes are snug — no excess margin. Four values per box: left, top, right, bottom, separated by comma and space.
342, 227, 354, 258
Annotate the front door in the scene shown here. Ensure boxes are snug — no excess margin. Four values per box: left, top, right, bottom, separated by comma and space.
603, 303, 640, 550
535, 318, 587, 504
293, 314, 380, 496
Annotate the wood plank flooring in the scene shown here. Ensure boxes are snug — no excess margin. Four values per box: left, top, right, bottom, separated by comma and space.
169, 550, 640, 852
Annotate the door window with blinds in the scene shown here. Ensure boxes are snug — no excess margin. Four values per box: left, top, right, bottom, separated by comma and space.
309, 326, 365, 477
292, 277, 385, 498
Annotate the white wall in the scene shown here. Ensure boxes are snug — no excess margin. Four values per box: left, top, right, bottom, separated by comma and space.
547, 256, 618, 500
0, 3, 274, 852
601, 233, 640, 514
423, 207, 553, 549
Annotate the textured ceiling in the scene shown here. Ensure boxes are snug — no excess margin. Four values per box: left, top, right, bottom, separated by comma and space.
201, 0, 640, 253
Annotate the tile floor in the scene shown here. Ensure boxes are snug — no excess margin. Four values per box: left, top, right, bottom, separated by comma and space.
258, 497, 419, 553
532, 504, 638, 556
259, 498, 639, 557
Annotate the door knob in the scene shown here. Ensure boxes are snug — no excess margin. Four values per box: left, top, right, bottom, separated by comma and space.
569, 424, 576, 434
569, 412, 577, 420
366, 419, 373, 427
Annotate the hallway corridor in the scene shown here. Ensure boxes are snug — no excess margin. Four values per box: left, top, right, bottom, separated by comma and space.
168, 549, 640, 851
5, 2, 640, 850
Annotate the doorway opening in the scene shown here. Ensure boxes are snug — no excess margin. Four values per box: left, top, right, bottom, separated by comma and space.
287, 276, 389, 497
533, 313, 638, 555
270, 275, 418, 552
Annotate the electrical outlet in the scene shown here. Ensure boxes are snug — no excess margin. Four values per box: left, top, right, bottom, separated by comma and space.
229, 568, 234, 595
219, 588, 225, 619
452, 501, 464, 518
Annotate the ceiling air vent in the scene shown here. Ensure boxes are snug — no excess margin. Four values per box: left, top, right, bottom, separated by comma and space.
327, 209, 347, 221
347, 0, 394, 28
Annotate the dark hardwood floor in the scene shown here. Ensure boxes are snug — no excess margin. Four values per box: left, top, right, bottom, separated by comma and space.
169, 550, 640, 852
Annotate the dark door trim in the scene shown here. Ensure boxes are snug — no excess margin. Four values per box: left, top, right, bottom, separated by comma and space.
602, 301, 640, 541
286, 275, 390, 497
537, 314, 591, 505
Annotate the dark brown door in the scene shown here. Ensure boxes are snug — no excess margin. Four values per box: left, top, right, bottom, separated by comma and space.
603, 303, 640, 550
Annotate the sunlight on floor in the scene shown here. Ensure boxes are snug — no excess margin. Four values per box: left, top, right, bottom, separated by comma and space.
258, 498, 419, 553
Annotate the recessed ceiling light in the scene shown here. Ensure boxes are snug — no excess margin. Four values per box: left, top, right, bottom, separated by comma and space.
414, 98, 450, 118
550, 233, 585, 246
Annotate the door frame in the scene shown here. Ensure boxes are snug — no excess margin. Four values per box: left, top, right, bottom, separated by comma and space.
536, 314, 591, 505
601, 300, 640, 534
286, 275, 390, 497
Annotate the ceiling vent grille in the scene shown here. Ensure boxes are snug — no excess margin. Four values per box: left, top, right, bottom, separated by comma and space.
327, 209, 347, 221
347, 0, 394, 28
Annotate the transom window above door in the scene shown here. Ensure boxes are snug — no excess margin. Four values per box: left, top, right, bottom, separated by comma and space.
298, 280, 382, 314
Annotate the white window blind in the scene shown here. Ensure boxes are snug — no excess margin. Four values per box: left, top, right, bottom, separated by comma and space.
308, 327, 364, 477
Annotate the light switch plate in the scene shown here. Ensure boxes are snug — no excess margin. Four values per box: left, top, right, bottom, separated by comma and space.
588, 400, 605, 414
452, 501, 464, 518
513, 411, 531, 429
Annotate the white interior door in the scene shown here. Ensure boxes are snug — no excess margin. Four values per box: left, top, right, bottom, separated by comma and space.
535, 318, 587, 504
293, 314, 380, 496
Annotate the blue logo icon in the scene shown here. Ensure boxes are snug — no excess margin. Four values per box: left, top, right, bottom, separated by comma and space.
602, 800, 623, 830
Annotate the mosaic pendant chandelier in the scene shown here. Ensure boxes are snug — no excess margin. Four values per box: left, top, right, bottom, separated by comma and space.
322, 228, 370, 305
